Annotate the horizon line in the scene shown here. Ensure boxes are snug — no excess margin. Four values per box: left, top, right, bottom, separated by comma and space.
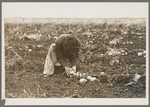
4, 17, 146, 19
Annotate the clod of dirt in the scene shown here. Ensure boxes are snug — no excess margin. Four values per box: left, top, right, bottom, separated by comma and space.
63, 90, 71, 98
5, 50, 25, 71
71, 94, 81, 98
107, 83, 113, 87
111, 74, 133, 85
138, 74, 146, 86
125, 82, 135, 87
45, 85, 51, 90
82, 32, 93, 38
95, 86, 101, 91
99, 75, 108, 83
5, 48, 16, 57
100, 72, 106, 76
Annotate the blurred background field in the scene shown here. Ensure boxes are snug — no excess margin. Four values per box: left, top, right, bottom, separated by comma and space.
4, 17, 146, 25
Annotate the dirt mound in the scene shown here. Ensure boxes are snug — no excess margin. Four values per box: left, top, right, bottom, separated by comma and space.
5, 48, 24, 71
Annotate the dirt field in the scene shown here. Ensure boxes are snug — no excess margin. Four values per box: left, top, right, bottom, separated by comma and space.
5, 18, 146, 98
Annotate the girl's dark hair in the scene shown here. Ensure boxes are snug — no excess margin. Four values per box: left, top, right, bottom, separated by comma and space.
63, 36, 80, 58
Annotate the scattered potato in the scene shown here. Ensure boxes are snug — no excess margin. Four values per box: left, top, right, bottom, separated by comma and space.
79, 78, 87, 83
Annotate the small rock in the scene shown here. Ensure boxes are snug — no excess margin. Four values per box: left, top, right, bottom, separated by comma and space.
121, 50, 125, 52
139, 36, 142, 38
124, 32, 128, 34
37, 45, 42, 48
28, 49, 32, 52
130, 42, 133, 44
143, 50, 146, 55
138, 52, 142, 56
55, 62, 61, 66
125, 52, 128, 55
26, 46, 29, 49
100, 72, 105, 76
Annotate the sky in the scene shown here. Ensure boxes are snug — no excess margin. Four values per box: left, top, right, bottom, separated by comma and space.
2, 3, 148, 18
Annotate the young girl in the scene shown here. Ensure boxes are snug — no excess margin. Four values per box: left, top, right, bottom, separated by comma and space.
43, 34, 81, 77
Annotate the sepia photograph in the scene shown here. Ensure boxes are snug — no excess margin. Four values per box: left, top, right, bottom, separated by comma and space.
2, 2, 149, 105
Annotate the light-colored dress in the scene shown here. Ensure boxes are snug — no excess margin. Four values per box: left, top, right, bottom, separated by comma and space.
43, 43, 60, 76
